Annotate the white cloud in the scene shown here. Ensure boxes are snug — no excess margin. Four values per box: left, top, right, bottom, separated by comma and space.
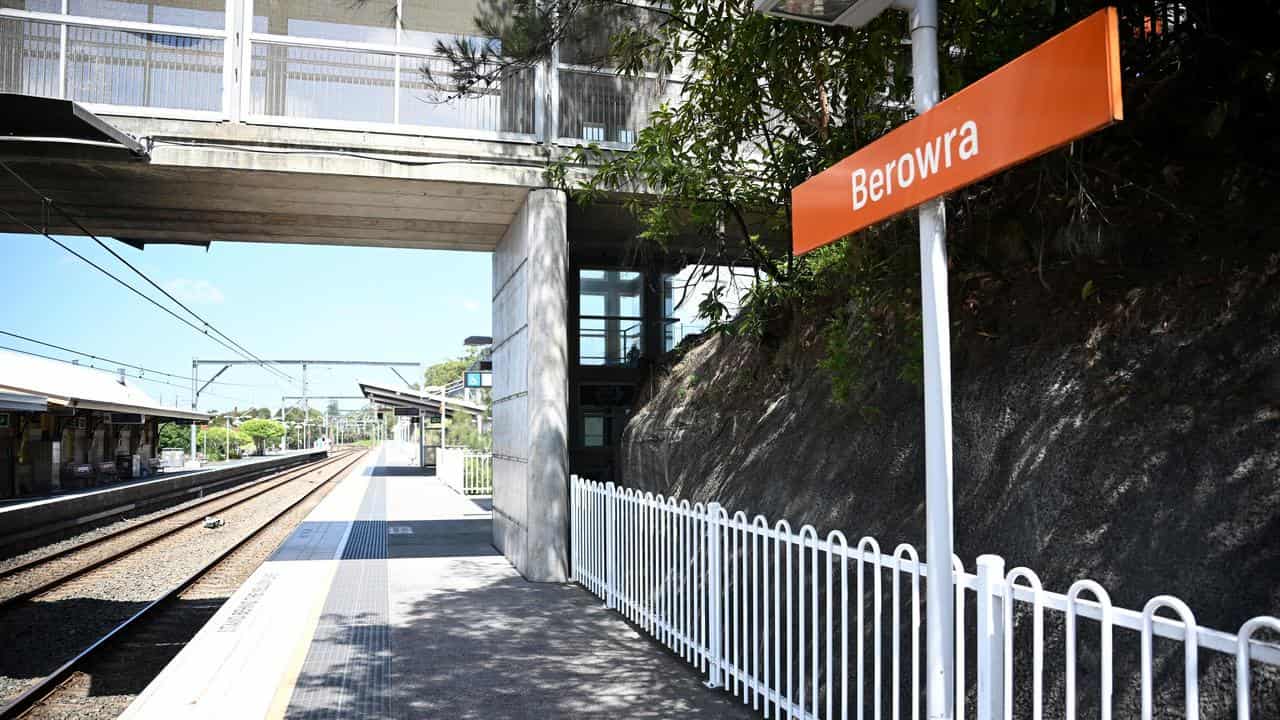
164, 278, 224, 305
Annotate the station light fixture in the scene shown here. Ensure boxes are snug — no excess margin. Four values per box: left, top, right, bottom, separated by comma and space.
753, 0, 895, 28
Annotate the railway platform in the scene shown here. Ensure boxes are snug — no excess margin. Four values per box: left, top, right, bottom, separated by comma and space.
122, 442, 755, 719
0, 450, 328, 548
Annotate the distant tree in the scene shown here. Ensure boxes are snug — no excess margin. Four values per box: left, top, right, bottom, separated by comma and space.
199, 426, 253, 461
446, 413, 491, 451
240, 419, 286, 455
158, 422, 190, 452
423, 348, 481, 388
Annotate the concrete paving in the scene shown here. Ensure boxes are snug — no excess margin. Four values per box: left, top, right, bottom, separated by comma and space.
123, 443, 756, 719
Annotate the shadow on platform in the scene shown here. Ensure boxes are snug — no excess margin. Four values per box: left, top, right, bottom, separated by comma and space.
281, 566, 757, 720
370, 466, 431, 477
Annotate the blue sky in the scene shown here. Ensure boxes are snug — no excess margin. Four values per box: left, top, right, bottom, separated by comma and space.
0, 234, 491, 413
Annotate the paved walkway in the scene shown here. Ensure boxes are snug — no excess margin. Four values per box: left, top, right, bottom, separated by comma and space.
123, 443, 755, 719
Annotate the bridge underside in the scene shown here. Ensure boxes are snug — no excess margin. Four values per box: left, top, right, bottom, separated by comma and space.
0, 161, 530, 250
0, 157, 536, 251
0, 106, 547, 251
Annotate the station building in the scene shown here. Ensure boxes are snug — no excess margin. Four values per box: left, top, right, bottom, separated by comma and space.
0, 350, 211, 498
0, 0, 758, 580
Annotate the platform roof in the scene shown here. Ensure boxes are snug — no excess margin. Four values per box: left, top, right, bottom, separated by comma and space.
0, 350, 212, 422
357, 380, 487, 417
0, 390, 47, 413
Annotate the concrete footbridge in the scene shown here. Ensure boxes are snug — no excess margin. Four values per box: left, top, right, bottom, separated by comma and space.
0, 0, 672, 581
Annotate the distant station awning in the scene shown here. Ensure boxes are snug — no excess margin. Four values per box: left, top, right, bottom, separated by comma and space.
0, 390, 47, 413
357, 380, 486, 418
0, 349, 211, 423
0, 94, 147, 161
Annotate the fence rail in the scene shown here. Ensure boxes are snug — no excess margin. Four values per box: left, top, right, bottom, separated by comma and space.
461, 451, 492, 495
570, 476, 1280, 719
439, 447, 492, 496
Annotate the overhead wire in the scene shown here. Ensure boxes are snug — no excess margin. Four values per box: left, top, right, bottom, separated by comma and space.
0, 160, 296, 384
0, 330, 281, 388
0, 206, 288, 377
0, 207, 300, 386
0, 344, 241, 403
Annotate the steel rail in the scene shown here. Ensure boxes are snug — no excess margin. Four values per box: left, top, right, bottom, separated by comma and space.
0, 449, 368, 720
0, 452, 355, 611
0, 454, 339, 580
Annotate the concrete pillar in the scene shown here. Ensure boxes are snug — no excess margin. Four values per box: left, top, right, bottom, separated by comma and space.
491, 188, 569, 582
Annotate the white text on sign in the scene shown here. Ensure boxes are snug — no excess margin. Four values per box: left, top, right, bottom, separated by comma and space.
851, 120, 980, 211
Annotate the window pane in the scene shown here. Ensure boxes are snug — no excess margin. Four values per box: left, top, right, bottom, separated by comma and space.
69, 0, 226, 30
578, 318, 641, 367
250, 43, 394, 123
0, 18, 60, 99
67, 28, 223, 110
400, 0, 486, 49
578, 318, 606, 366
661, 267, 755, 351
1, 0, 61, 12
253, 0, 395, 43
558, 70, 677, 145
583, 414, 607, 448
559, 5, 658, 67
577, 269, 644, 366
578, 269, 641, 318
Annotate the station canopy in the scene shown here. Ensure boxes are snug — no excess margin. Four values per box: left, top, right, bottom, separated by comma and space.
357, 380, 486, 418
0, 349, 211, 423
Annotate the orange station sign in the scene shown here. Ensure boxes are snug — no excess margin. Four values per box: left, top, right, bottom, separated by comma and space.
792, 8, 1123, 255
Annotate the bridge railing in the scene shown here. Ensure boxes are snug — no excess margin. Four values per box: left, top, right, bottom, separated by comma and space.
556, 65, 682, 149
0, 11, 229, 120
243, 35, 538, 141
571, 475, 1280, 719
1, 2, 681, 148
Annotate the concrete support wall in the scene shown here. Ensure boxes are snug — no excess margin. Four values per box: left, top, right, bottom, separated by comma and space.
491, 188, 569, 582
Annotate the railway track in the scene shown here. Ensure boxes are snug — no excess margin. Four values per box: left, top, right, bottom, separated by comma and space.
0, 451, 357, 608
0, 449, 369, 719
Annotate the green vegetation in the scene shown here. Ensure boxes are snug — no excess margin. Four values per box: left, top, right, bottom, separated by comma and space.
422, 349, 483, 389
446, 414, 491, 451
239, 418, 285, 455
198, 426, 253, 462
420, 347, 493, 449
438, 0, 1278, 405
158, 422, 190, 452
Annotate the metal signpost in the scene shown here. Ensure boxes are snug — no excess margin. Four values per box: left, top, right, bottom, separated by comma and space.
752, 3, 1122, 718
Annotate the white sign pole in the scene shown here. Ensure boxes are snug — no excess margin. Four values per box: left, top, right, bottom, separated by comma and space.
906, 1, 957, 718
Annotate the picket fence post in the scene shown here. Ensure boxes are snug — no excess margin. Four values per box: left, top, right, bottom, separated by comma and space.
704, 502, 723, 689
977, 554, 1007, 720
605, 481, 618, 609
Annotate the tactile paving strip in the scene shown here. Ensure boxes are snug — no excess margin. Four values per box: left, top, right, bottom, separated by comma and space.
285, 478, 390, 719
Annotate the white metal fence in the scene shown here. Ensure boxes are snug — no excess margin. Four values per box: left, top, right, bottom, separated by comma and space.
570, 476, 1280, 719
439, 447, 492, 496
460, 451, 492, 495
